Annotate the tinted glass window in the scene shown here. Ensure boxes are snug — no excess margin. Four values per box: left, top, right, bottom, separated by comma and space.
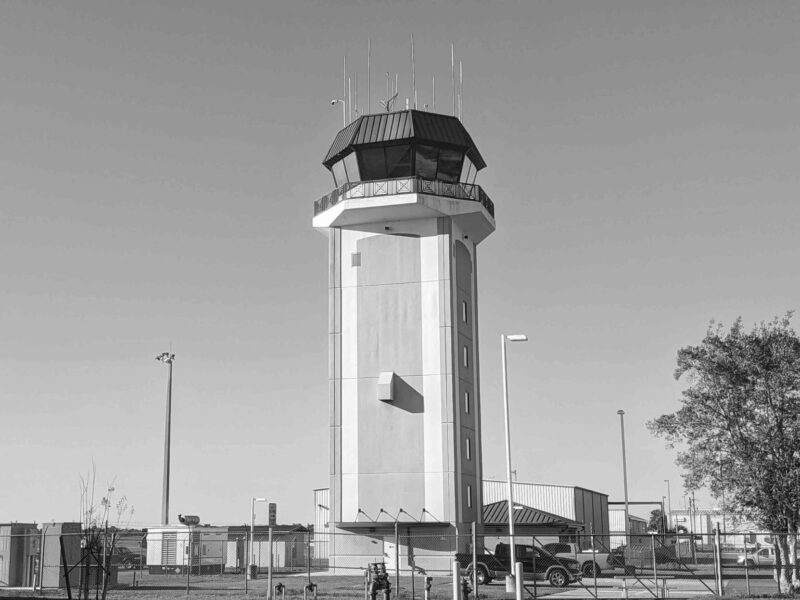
385, 144, 412, 178
438, 148, 463, 182
343, 151, 360, 182
332, 160, 347, 187
415, 144, 439, 179
358, 147, 387, 180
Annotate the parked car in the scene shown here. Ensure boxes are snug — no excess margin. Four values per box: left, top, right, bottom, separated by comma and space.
607, 543, 677, 568
737, 547, 776, 568
540, 542, 613, 577
457, 543, 582, 587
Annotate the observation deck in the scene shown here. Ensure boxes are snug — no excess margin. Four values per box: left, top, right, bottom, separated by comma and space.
314, 109, 495, 241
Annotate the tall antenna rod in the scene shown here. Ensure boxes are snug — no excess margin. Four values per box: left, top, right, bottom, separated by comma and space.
367, 38, 371, 115
354, 72, 358, 118
459, 60, 463, 121
411, 33, 416, 109
343, 55, 347, 125
451, 43, 455, 116
432, 75, 435, 112
348, 76, 352, 123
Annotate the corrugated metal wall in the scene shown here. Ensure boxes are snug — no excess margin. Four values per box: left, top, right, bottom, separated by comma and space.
483, 481, 577, 520
574, 487, 609, 538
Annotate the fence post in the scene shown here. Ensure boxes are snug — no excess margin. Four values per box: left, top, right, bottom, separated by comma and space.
743, 539, 750, 596
714, 526, 722, 596
60, 535, 73, 600
651, 534, 658, 598
471, 522, 477, 598
394, 521, 400, 599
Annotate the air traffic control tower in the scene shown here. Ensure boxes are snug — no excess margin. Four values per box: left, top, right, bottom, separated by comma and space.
313, 109, 495, 570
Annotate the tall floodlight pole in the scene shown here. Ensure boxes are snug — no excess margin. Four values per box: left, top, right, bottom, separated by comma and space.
501, 333, 527, 600
156, 352, 175, 525
617, 410, 630, 543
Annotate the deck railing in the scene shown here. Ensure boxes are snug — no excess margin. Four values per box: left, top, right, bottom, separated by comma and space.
313, 176, 495, 218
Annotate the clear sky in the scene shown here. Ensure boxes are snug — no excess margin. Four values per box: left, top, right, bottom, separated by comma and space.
2, 1, 798, 528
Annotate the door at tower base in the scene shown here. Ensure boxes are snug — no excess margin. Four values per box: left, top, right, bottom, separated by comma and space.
329, 216, 482, 528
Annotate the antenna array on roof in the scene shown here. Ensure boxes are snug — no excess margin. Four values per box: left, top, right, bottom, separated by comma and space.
330, 38, 465, 126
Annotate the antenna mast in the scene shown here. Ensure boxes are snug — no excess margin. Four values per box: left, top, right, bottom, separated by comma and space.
451, 43, 455, 116
343, 55, 347, 125
432, 75, 435, 112
411, 33, 416, 109
459, 60, 463, 121
367, 38, 371, 115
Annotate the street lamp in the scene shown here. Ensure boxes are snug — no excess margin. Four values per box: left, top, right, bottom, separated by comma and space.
501, 333, 527, 600
617, 410, 630, 544
249, 497, 267, 580
156, 352, 175, 525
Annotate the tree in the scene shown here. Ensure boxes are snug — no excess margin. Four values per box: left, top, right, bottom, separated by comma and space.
78, 464, 134, 600
648, 314, 800, 592
647, 509, 671, 534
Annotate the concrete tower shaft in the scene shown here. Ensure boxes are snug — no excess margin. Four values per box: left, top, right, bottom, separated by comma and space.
314, 110, 495, 541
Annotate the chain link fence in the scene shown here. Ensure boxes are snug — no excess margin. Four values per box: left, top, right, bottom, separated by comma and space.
1, 527, 796, 597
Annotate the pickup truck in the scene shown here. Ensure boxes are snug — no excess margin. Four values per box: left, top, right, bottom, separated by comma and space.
541, 542, 612, 578
457, 543, 582, 587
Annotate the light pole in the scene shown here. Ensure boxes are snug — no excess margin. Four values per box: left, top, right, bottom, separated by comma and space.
156, 352, 175, 525
501, 333, 527, 600
617, 410, 630, 546
250, 497, 267, 580
664, 479, 672, 529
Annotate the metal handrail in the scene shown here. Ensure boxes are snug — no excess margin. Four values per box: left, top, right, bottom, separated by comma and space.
313, 176, 495, 218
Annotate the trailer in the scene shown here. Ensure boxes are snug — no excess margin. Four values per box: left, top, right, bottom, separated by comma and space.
146, 526, 227, 575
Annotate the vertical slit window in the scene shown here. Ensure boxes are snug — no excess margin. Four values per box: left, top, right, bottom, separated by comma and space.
351, 252, 361, 267
466, 437, 472, 461
467, 484, 473, 508
464, 391, 470, 414
463, 346, 469, 368
461, 300, 468, 323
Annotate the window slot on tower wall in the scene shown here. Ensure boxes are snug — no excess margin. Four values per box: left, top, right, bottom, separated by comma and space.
466, 437, 472, 461
461, 300, 468, 323
467, 484, 473, 508
463, 346, 469, 368
351, 252, 362, 267
464, 390, 470, 414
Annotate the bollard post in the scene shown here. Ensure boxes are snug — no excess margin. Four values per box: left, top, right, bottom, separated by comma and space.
514, 562, 523, 600
622, 577, 628, 599
424, 576, 432, 600
452, 560, 461, 600
275, 583, 285, 600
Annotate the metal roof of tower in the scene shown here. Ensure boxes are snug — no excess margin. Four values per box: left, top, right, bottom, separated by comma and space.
323, 109, 487, 171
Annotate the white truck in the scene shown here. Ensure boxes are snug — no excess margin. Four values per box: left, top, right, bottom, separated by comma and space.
541, 542, 613, 578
